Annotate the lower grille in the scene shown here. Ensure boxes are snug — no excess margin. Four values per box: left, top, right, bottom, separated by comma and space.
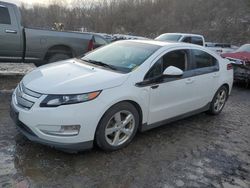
17, 121, 37, 137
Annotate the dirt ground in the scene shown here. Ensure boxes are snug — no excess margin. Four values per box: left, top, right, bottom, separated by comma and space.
0, 86, 249, 188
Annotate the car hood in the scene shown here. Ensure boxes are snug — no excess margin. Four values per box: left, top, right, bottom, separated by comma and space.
221, 52, 250, 62
22, 59, 129, 94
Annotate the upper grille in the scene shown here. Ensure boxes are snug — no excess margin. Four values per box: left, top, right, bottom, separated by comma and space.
15, 83, 42, 110
20, 82, 42, 98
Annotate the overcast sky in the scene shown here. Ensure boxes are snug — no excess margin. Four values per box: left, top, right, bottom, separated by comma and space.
5, 0, 50, 6
3, 0, 84, 6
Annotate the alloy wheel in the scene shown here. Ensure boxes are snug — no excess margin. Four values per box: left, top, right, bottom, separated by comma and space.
105, 110, 135, 146
214, 89, 227, 112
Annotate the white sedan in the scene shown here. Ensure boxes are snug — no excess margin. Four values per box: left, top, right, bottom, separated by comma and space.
10, 40, 233, 152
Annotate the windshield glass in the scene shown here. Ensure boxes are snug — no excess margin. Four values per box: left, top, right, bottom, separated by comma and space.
236, 44, 250, 52
155, 34, 182, 42
81, 41, 160, 73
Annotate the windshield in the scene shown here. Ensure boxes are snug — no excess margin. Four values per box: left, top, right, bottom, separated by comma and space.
155, 34, 182, 42
236, 44, 250, 52
81, 41, 160, 73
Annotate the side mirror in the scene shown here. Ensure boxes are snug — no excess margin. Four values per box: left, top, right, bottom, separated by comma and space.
163, 66, 183, 77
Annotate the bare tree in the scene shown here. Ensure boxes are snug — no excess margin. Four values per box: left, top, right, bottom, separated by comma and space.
19, 0, 250, 44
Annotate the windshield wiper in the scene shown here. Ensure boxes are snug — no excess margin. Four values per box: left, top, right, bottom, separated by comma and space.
82, 58, 117, 70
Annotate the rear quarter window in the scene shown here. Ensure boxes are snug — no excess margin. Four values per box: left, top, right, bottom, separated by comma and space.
192, 49, 218, 69
0, 6, 11, 25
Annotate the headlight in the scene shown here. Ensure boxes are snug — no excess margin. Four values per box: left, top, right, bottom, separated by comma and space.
40, 91, 101, 107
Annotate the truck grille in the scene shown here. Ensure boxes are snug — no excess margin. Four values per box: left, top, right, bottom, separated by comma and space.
15, 83, 42, 110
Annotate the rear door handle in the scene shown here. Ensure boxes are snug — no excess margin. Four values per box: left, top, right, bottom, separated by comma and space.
5, 29, 17, 34
151, 85, 159, 89
213, 72, 219, 78
185, 78, 194, 84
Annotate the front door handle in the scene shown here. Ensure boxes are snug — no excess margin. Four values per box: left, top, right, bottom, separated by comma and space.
151, 85, 159, 89
5, 29, 17, 34
185, 78, 194, 84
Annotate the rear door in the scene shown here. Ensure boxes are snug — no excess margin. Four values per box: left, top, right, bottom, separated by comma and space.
190, 48, 220, 107
0, 4, 23, 61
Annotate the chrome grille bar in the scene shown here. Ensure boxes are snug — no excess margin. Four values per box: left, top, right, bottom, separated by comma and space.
20, 82, 42, 98
16, 86, 34, 109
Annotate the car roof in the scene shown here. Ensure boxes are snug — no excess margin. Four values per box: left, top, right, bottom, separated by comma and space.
124, 39, 201, 48
120, 39, 221, 59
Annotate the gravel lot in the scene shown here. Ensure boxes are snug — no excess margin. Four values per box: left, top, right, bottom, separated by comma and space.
0, 86, 249, 188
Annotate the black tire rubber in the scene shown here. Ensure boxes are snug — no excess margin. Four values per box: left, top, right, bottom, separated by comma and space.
95, 102, 139, 151
47, 53, 71, 63
207, 85, 228, 115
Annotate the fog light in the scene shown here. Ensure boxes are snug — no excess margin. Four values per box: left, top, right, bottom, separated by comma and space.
40, 125, 80, 136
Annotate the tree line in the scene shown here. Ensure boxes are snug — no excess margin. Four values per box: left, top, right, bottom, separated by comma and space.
20, 0, 250, 45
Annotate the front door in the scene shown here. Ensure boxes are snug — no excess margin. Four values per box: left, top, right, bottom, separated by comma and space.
145, 49, 198, 125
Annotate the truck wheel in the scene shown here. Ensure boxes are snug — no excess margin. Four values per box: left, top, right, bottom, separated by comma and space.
207, 86, 228, 115
95, 102, 139, 151
47, 53, 71, 63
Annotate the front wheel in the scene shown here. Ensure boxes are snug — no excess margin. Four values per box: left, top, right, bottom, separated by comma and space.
95, 102, 139, 151
207, 86, 228, 115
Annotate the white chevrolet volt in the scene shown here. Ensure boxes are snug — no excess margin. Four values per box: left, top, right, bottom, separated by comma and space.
10, 40, 233, 152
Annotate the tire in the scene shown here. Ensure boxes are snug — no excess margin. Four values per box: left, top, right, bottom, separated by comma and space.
47, 53, 71, 64
95, 102, 139, 151
207, 86, 228, 115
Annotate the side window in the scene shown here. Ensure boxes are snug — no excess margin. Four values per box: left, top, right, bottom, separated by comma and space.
94, 36, 108, 46
182, 37, 191, 43
145, 50, 188, 79
191, 37, 203, 46
0, 7, 11, 25
145, 58, 163, 79
163, 50, 187, 71
192, 49, 217, 69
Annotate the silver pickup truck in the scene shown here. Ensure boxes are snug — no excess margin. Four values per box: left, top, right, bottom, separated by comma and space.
0, 1, 108, 65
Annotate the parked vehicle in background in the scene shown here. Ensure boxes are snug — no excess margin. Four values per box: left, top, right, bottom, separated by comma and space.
221, 44, 250, 85
0, 1, 108, 65
111, 34, 148, 42
10, 40, 233, 152
155, 33, 205, 46
91, 33, 110, 49
97, 33, 113, 43
206, 42, 238, 55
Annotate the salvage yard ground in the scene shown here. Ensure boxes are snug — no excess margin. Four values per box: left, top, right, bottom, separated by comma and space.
0, 86, 249, 188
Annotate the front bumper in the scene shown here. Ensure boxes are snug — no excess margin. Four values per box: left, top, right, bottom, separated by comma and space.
10, 102, 93, 152
9, 85, 104, 152
10, 103, 93, 152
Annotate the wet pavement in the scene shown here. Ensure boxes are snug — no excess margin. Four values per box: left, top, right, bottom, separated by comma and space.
0, 86, 249, 188
0, 63, 35, 91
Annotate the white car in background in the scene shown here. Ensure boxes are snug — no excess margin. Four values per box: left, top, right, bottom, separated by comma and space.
155, 33, 205, 46
10, 40, 233, 152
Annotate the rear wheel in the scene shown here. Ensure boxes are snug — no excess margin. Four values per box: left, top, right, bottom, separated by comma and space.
207, 86, 228, 115
47, 53, 71, 64
95, 102, 139, 151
